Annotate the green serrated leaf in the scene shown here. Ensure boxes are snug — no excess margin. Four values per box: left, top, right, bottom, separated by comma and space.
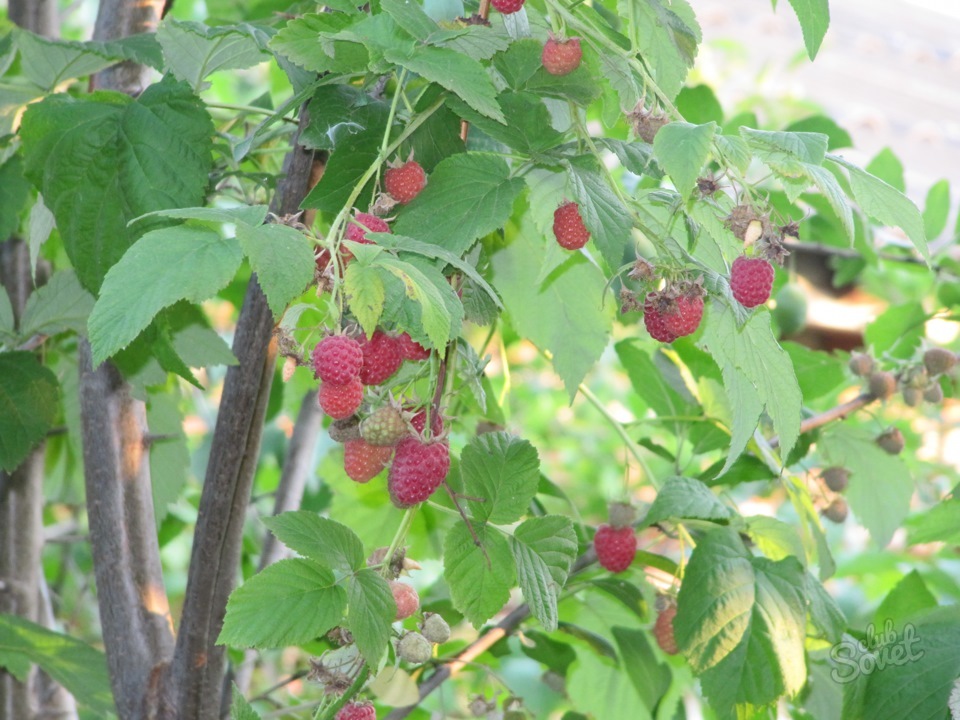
375, 256, 452, 349
19, 270, 94, 339
385, 45, 503, 123
923, 179, 950, 240
510, 515, 577, 631
0, 352, 58, 472
802, 573, 845, 642
829, 154, 929, 258
700, 300, 801, 472
785, 0, 830, 60
137, 205, 269, 227
15, 30, 121, 90
0, 286, 16, 345
432, 25, 508, 61
0, 614, 113, 714
742, 127, 827, 179
874, 570, 936, 629
347, 569, 396, 666
491, 215, 612, 398
675, 529, 807, 712
819, 425, 912, 547
460, 431, 540, 525
262, 512, 365, 572
804, 163, 854, 244
629, 0, 700, 100
393, 153, 524, 256
447, 91, 564, 154
87, 226, 243, 365
746, 515, 805, 565
229, 684, 261, 720
444, 523, 515, 628
0, 154, 29, 241
345, 263, 387, 337
645, 476, 735, 526
219, 559, 347, 649
653, 121, 716, 197
906, 498, 960, 545
236, 223, 314, 317
566, 155, 635, 271
268, 14, 369, 75
157, 20, 268, 89
20, 77, 214, 292
381, 0, 438, 40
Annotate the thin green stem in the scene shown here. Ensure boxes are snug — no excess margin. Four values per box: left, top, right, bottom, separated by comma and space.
381, 506, 418, 578
380, 69, 408, 158
313, 666, 372, 720
206, 102, 298, 121
577, 383, 659, 489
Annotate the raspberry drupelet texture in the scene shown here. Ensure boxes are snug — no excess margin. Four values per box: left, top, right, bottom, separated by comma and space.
384, 161, 426, 204
730, 255, 775, 308
553, 201, 590, 250
542, 37, 582, 76
312, 335, 364, 384
388, 438, 450, 508
358, 330, 403, 386
318, 378, 364, 419
343, 439, 393, 482
594, 524, 637, 573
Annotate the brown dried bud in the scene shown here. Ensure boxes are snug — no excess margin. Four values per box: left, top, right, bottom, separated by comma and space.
923, 347, 957, 376
876, 428, 905, 455
868, 371, 897, 400
628, 104, 669, 143
329, 416, 362, 443
823, 497, 849, 523
902, 387, 923, 407
608, 502, 637, 529
848, 353, 875, 377
822, 467, 850, 493
628, 257, 656, 282
924, 382, 944, 404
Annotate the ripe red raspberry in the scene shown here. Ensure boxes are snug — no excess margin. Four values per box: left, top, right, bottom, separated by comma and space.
391, 581, 420, 620
491, 0, 525, 13
388, 438, 450, 508
397, 332, 431, 361
661, 293, 703, 338
384, 161, 426, 204
653, 605, 679, 655
410, 408, 444, 438
318, 378, 364, 420
730, 255, 774, 308
542, 37, 582, 76
553, 201, 590, 250
594, 524, 636, 573
312, 335, 363, 384
335, 701, 376, 720
643, 293, 679, 343
359, 330, 403, 386
343, 439, 393, 482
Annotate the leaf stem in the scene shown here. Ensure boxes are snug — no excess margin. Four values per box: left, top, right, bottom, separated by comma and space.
381, 506, 418, 578
577, 382, 660, 489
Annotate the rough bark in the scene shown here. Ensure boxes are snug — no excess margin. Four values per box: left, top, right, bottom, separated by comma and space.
76, 2, 175, 719
229, 390, 323, 702
8, 0, 56, 37
91, 0, 165, 94
170, 116, 318, 720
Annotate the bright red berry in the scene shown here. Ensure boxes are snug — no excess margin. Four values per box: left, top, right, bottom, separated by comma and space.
343, 439, 393, 482
397, 332, 431, 361
553, 201, 590, 250
388, 438, 450, 508
542, 37, 582, 76
643, 293, 679, 343
391, 581, 420, 620
318, 378, 364, 420
410, 408, 444, 438
661, 293, 703, 338
653, 605, 679, 655
491, 0, 525, 13
358, 330, 403, 386
384, 161, 426, 204
730, 255, 775, 308
312, 335, 363, 384
594, 524, 636, 573
335, 701, 376, 720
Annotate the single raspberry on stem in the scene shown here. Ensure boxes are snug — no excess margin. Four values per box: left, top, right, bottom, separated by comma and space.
384, 160, 426, 204
312, 335, 363, 384
542, 36, 582, 76
553, 201, 590, 250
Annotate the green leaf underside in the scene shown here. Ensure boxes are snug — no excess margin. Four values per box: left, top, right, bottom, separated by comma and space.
444, 524, 515, 628
460, 432, 540, 525
700, 301, 802, 473
219, 559, 347, 648
785, 0, 830, 60
261, 512, 365, 572
819, 425, 913, 547
0, 352, 59, 472
20, 78, 213, 293
347, 569, 396, 665
19, 269, 95, 339
0, 613, 113, 713
88, 226, 243, 365
653, 121, 716, 197
236, 223, 315, 317
510, 515, 577, 631
645, 476, 735, 526
675, 529, 807, 712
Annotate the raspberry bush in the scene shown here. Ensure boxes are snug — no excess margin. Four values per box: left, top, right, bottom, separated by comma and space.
1, 1, 959, 720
